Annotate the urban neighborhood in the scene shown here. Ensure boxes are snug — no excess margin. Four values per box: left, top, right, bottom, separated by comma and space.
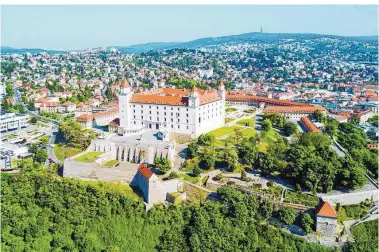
1, 4, 378, 252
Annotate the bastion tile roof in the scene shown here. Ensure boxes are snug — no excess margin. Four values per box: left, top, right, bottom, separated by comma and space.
138, 163, 153, 180
316, 201, 337, 219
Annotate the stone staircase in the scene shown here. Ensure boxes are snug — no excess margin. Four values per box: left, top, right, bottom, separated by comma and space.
173, 146, 187, 171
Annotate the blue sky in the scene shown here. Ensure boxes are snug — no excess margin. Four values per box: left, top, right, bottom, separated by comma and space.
1, 5, 378, 50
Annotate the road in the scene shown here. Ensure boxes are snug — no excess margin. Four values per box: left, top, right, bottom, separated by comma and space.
14, 87, 61, 166
44, 129, 62, 167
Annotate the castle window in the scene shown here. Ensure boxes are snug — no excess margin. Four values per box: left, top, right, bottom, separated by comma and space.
186, 126, 189, 129
171, 125, 173, 128
186, 119, 189, 123
149, 106, 151, 109
133, 105, 135, 107
178, 125, 180, 129
186, 114, 188, 117
164, 107, 166, 110
142, 116, 143, 119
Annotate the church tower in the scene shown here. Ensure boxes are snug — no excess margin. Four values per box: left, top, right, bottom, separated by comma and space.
118, 79, 133, 130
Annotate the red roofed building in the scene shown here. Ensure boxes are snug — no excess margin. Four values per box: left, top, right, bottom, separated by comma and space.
75, 114, 93, 129
263, 106, 327, 120
131, 163, 181, 205
108, 118, 120, 133
93, 107, 119, 127
300, 117, 322, 133
226, 92, 311, 107
316, 201, 337, 241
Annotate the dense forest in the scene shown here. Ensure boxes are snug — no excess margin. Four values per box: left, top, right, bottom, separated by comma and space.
349, 219, 378, 252
2, 165, 337, 252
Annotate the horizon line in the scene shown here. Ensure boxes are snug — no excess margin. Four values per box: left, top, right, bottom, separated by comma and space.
2, 31, 378, 51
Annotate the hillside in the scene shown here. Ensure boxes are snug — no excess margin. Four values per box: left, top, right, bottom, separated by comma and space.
1, 169, 333, 252
3, 32, 377, 55
113, 32, 378, 53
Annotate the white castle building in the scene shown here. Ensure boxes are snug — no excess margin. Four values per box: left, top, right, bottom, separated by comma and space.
118, 79, 226, 138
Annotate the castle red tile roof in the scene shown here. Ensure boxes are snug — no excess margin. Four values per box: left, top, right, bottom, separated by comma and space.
264, 105, 326, 114
130, 87, 221, 106
300, 117, 322, 133
138, 163, 153, 180
316, 201, 337, 219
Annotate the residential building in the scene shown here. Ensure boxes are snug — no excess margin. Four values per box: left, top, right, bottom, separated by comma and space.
0, 110, 28, 132
75, 114, 93, 129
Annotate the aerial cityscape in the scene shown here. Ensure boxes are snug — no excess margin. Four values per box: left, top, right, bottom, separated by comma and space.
1, 4, 378, 252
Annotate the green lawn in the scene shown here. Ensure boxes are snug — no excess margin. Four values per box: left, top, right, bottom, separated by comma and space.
209, 126, 243, 137
284, 190, 320, 207
236, 117, 255, 127
225, 117, 234, 123
180, 174, 200, 184
225, 107, 237, 112
337, 203, 371, 223
243, 108, 256, 114
104, 159, 118, 167
75, 151, 103, 163
54, 144, 83, 161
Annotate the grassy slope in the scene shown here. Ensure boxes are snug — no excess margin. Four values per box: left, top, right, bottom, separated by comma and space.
75, 151, 103, 163
54, 144, 83, 161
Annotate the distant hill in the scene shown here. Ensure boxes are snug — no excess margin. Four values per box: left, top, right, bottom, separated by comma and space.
3, 32, 378, 55
0, 46, 65, 55
112, 32, 378, 53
